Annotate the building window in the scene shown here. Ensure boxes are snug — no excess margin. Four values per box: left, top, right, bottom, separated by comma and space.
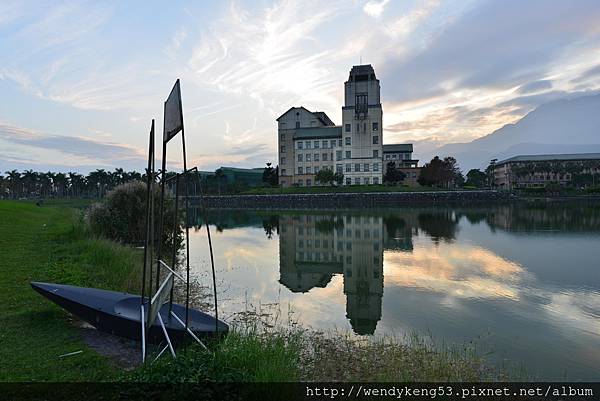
306, 141, 311, 149
385, 154, 390, 160
314, 153, 319, 162
364, 163, 370, 172
298, 179, 303, 186
345, 163, 351, 172
356, 93, 368, 114
373, 150, 379, 158
346, 177, 351, 185
330, 140, 336, 148
345, 137, 351, 145
365, 177, 370, 185
281, 169, 287, 175
295, 121, 300, 128
345, 150, 351, 159
356, 123, 360, 132
280, 134, 285, 140
322, 140, 328, 148
298, 167, 303, 174
306, 166, 311, 174
322, 153, 328, 161
336, 150, 342, 160
338, 139, 342, 147
298, 154, 303, 162
373, 177, 379, 185
392, 154, 397, 159
373, 122, 378, 131
280, 145, 286, 152
314, 141, 320, 148
306, 154, 311, 162
354, 177, 361, 185
336, 164, 343, 173
355, 163, 361, 172
306, 179, 311, 186
373, 163, 379, 172
372, 135, 379, 144
345, 123, 351, 132
281, 157, 286, 165
314, 166, 320, 173
298, 142, 303, 150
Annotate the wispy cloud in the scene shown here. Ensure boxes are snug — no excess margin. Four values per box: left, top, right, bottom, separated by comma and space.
0, 123, 145, 171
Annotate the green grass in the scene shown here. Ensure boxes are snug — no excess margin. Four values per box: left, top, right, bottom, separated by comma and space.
240, 184, 454, 195
0, 200, 141, 381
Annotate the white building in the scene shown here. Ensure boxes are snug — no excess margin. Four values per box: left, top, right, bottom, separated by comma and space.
277, 65, 416, 187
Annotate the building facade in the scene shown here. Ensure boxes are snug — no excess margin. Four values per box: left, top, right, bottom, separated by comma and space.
277, 65, 416, 187
493, 153, 600, 189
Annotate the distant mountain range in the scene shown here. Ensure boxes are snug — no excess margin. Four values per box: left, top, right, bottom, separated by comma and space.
416, 94, 600, 171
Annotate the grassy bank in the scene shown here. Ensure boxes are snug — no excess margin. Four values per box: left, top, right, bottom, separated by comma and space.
0, 200, 140, 381
1, 200, 503, 382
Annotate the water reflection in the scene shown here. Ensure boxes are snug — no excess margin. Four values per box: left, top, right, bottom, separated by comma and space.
279, 214, 384, 334
187, 203, 600, 379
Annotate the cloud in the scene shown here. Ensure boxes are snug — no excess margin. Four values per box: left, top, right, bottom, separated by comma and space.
517, 80, 553, 94
363, 0, 390, 18
571, 64, 600, 84
0, 123, 145, 170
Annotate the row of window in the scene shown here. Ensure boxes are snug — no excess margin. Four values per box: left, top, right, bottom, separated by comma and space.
345, 177, 380, 185
292, 136, 380, 151
295, 252, 381, 269
297, 163, 381, 175
296, 177, 381, 186
290, 150, 380, 163
296, 139, 340, 150
384, 153, 410, 160
296, 153, 334, 162
296, 228, 381, 241
345, 122, 378, 133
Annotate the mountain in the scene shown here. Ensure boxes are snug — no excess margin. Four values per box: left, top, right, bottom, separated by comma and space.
416, 94, 600, 171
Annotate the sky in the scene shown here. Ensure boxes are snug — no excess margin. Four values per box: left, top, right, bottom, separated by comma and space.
1, 0, 600, 173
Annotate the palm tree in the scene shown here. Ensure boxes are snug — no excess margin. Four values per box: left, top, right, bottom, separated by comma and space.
54, 172, 67, 197
22, 170, 38, 198
5, 170, 21, 198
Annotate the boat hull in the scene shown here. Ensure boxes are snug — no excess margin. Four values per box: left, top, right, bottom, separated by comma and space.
31, 282, 228, 344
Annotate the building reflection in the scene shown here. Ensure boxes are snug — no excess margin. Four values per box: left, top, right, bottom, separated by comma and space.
189, 208, 460, 335
279, 214, 385, 334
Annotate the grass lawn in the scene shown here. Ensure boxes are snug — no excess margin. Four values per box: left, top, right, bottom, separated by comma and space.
0, 200, 140, 381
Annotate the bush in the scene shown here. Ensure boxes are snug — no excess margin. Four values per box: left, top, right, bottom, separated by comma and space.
87, 181, 180, 248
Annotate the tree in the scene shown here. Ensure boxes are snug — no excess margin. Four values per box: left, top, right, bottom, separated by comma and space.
262, 163, 279, 186
215, 168, 226, 195
418, 156, 463, 188
315, 168, 334, 186
383, 162, 406, 185
465, 169, 487, 188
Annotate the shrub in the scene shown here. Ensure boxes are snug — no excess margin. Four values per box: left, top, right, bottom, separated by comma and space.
87, 181, 181, 249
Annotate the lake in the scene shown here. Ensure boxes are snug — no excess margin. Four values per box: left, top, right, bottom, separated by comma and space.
186, 202, 600, 380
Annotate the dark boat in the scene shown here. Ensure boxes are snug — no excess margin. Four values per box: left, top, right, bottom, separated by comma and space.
31, 282, 228, 344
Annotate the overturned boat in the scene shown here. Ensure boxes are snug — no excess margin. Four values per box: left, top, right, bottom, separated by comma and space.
32, 282, 228, 344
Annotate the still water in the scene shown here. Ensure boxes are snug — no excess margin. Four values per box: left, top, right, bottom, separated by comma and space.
187, 203, 600, 380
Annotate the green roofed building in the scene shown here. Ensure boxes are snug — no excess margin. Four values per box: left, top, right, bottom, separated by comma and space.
198, 166, 265, 187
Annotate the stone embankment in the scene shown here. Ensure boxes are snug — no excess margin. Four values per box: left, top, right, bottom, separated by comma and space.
191, 191, 511, 209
